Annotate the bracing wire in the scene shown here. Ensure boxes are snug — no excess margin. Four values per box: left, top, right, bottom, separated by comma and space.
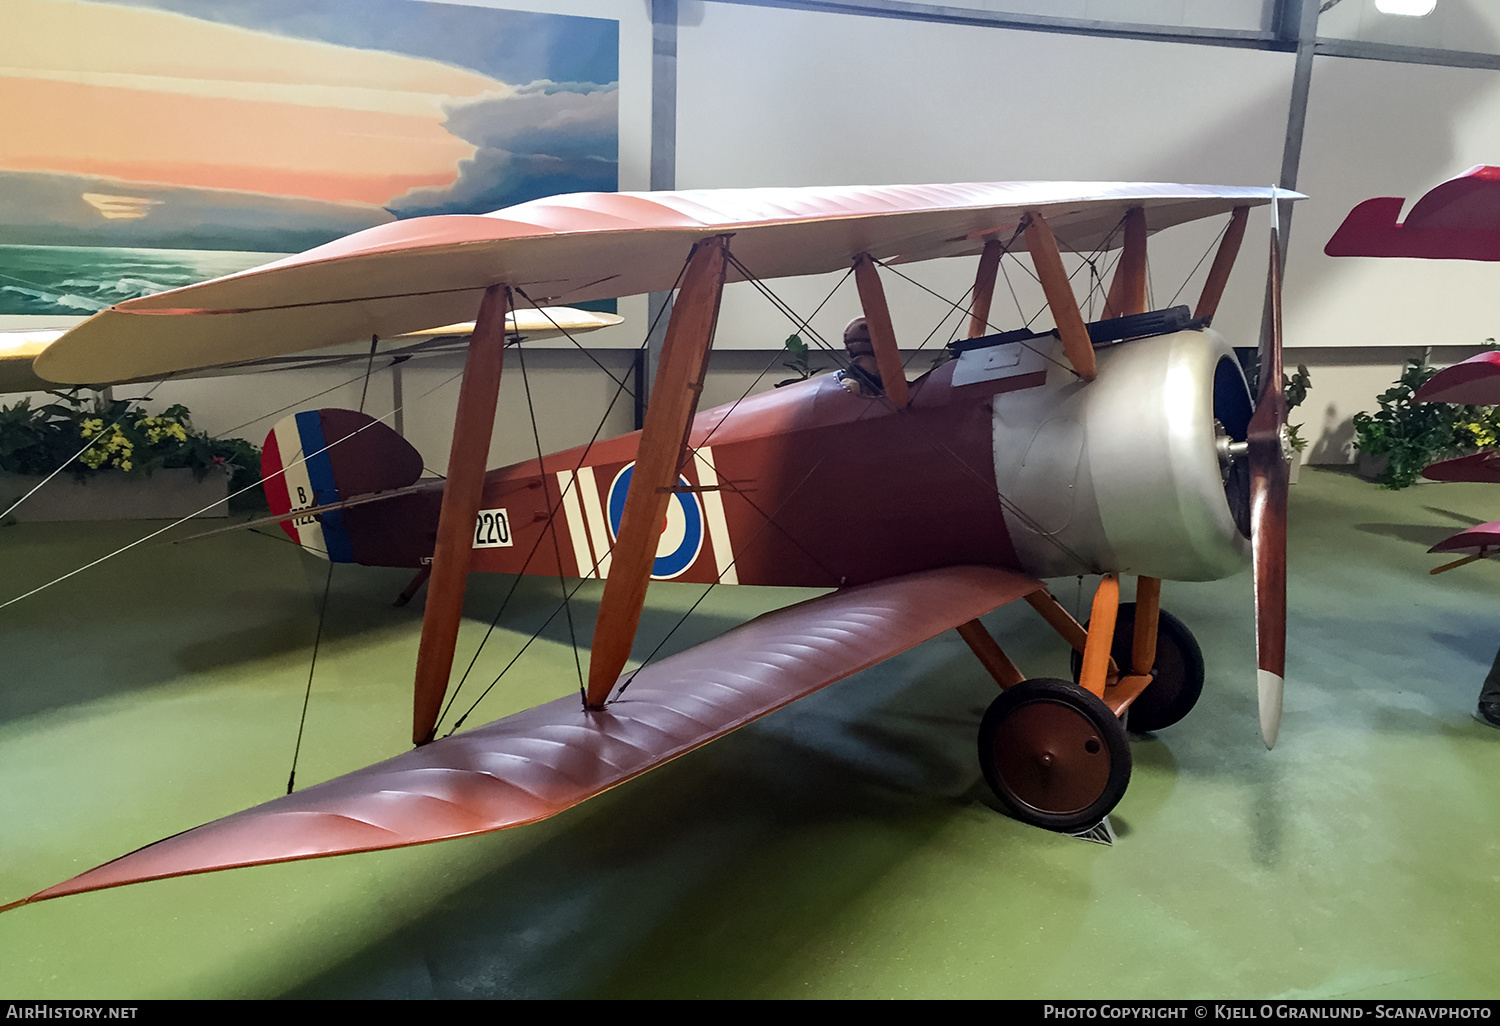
1167, 216, 1234, 310
439, 250, 696, 730
285, 336, 382, 794
0, 364, 467, 613
1, 379, 169, 521
516, 339, 587, 696
724, 250, 1098, 576
453, 258, 859, 722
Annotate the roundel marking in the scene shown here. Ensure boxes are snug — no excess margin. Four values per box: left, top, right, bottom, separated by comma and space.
606, 463, 705, 580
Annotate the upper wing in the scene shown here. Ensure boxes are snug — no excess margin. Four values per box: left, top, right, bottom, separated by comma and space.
1325, 165, 1500, 261
37, 182, 1281, 385
7, 306, 621, 393
5, 564, 1043, 911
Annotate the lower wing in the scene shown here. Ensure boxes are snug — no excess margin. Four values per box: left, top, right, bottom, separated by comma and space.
6, 564, 1042, 911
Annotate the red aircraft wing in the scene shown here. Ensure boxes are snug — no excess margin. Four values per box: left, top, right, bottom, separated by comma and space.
5, 565, 1042, 911
35, 182, 1281, 385
1325, 165, 1500, 261
1413, 351, 1500, 406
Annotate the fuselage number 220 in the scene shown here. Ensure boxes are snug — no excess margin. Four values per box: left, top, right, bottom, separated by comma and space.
473, 508, 513, 549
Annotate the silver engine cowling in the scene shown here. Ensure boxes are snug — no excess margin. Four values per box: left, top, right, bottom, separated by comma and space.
991, 328, 1253, 581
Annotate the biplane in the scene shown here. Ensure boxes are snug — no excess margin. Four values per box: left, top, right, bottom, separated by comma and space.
3, 180, 1297, 913
1326, 164, 1500, 572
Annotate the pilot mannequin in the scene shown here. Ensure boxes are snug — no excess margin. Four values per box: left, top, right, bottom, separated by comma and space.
837, 317, 883, 397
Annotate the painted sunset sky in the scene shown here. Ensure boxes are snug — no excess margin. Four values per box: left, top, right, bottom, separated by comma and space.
0, 0, 619, 258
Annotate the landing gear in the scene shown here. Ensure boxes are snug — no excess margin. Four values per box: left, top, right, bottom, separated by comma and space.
1069, 603, 1205, 733
977, 678, 1132, 833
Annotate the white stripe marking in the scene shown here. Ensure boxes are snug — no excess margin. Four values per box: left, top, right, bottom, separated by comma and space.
695, 446, 738, 586
556, 472, 595, 578
577, 465, 612, 579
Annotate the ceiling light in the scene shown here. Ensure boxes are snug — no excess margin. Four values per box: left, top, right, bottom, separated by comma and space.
1375, 0, 1436, 16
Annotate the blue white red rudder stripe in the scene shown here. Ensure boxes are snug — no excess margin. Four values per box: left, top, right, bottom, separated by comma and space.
261, 409, 424, 562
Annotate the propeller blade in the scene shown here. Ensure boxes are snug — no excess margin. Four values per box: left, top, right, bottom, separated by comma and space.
1247, 210, 1290, 749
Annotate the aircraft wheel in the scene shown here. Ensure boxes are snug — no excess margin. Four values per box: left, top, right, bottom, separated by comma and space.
977, 678, 1131, 832
1069, 604, 1205, 733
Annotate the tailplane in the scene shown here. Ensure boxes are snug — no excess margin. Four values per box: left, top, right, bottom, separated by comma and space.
261, 409, 423, 561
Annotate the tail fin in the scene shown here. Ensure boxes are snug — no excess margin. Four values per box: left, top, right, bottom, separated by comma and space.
262, 409, 423, 561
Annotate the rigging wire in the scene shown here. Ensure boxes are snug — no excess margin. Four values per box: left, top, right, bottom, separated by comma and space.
516, 339, 586, 696
872, 257, 1079, 380
512, 289, 635, 396
724, 250, 1098, 576
438, 251, 695, 729
1, 379, 168, 521
285, 336, 380, 794
1167, 216, 1233, 310
452, 259, 858, 723
0, 365, 468, 614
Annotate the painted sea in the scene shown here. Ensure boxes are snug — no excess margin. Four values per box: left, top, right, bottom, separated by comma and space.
0, 245, 288, 317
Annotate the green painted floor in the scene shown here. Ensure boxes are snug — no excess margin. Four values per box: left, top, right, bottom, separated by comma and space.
1, 467, 1497, 998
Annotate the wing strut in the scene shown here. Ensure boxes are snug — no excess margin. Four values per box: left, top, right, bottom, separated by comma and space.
966, 239, 1003, 339
853, 255, 911, 408
1024, 213, 1096, 381
1194, 206, 1250, 322
585, 237, 730, 707
1102, 207, 1147, 319
412, 284, 510, 745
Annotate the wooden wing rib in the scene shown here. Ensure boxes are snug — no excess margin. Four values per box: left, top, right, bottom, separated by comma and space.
38, 182, 1285, 384
5, 565, 1043, 911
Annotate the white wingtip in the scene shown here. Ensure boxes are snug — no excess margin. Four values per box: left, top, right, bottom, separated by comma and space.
1258, 669, 1284, 749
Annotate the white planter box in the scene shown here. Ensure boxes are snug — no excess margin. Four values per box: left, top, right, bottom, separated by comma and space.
0, 468, 230, 522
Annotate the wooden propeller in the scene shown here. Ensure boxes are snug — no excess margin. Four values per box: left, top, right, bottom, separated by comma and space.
1246, 212, 1290, 749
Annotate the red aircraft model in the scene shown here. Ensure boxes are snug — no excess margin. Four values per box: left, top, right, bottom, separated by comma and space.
1326, 164, 1500, 570
4, 180, 1295, 912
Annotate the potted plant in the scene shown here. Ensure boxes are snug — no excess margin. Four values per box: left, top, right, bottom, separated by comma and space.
774, 333, 825, 387
1284, 364, 1311, 484
1351, 356, 1500, 489
0, 392, 261, 521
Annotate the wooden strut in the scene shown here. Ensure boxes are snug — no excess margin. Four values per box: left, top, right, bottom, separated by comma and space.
852, 254, 911, 408
1077, 574, 1119, 699
586, 237, 730, 708
412, 284, 510, 745
1432, 551, 1487, 575
1023, 590, 1118, 676
1194, 206, 1249, 323
955, 618, 1024, 689
967, 239, 1003, 339
1023, 213, 1096, 382
1105, 575, 1164, 717
1103, 207, 1148, 319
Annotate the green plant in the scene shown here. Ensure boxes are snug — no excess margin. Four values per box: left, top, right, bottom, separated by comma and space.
774, 333, 824, 387
1285, 364, 1311, 455
0, 392, 262, 493
1351, 357, 1500, 488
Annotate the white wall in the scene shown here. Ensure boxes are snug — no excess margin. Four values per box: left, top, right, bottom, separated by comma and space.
1287, 56, 1500, 352
676, 2, 1293, 354
20, 1, 1500, 475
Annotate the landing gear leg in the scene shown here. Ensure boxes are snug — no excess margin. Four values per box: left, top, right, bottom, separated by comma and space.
394, 566, 432, 608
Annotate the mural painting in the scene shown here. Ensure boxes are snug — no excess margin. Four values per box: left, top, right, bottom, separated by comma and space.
0, 0, 620, 318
